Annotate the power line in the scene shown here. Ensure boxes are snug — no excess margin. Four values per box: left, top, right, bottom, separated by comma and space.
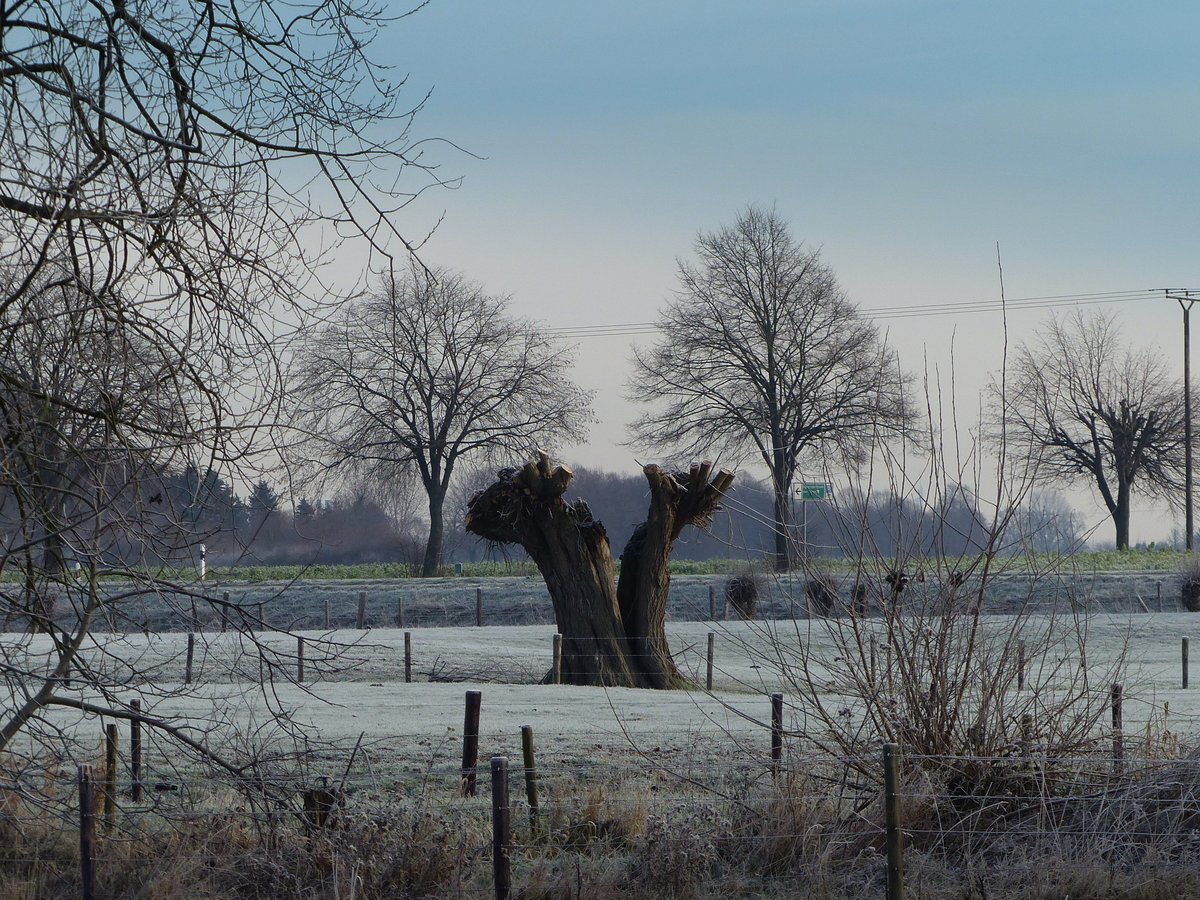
542, 288, 1172, 339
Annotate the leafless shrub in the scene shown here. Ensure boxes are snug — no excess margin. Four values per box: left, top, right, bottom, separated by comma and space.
804, 570, 840, 617
748, 342, 1135, 813
634, 809, 721, 893
724, 573, 761, 620
1180, 553, 1200, 611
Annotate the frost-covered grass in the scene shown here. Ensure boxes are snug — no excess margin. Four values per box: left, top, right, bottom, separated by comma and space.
9, 611, 1200, 897
30, 568, 1189, 638
15, 614, 1200, 754
10, 547, 1185, 589
180, 547, 1200, 582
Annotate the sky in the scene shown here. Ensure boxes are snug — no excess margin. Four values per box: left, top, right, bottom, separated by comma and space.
365, 1, 1200, 545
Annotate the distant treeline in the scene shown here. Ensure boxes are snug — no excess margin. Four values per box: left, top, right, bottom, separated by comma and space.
12, 461, 1083, 570
210, 465, 1086, 568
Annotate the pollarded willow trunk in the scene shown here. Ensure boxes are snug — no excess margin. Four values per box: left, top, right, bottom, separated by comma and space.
465, 452, 733, 688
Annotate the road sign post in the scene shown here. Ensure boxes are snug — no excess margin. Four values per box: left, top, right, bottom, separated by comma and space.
794, 482, 834, 564
798, 482, 833, 502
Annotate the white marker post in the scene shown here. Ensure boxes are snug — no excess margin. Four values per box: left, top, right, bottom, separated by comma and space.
198, 544, 206, 582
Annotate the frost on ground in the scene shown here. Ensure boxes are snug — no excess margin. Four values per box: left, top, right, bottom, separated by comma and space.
38, 570, 1187, 633
7, 613, 1200, 779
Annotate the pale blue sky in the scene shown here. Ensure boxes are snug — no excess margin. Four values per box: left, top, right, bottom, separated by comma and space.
376, 1, 1199, 543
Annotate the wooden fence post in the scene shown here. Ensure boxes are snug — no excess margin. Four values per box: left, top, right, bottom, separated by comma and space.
1184, 637, 1190, 690
357, 591, 367, 629
476, 588, 483, 627
324, 599, 331, 630
461, 690, 482, 797
185, 632, 195, 685
706, 632, 715, 691
397, 595, 405, 628
104, 723, 118, 833
297, 636, 305, 682
491, 756, 511, 900
78, 765, 95, 900
404, 631, 413, 683
1017, 640, 1026, 692
770, 692, 784, 780
221, 592, 229, 633
190, 598, 199, 633
1112, 682, 1124, 775
709, 585, 716, 620
257, 602, 266, 631
883, 742, 904, 900
521, 725, 540, 840
551, 634, 562, 685
130, 699, 143, 802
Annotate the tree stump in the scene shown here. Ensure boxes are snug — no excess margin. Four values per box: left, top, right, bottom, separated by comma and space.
466, 452, 734, 688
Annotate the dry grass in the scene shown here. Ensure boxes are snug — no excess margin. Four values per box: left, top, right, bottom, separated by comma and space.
5, 751, 1200, 899
5, 691, 1200, 900
0, 787, 489, 899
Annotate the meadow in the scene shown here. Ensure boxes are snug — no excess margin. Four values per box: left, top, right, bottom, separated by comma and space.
7, 570, 1200, 897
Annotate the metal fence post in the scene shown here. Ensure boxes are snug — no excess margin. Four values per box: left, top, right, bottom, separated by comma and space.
883, 742, 904, 900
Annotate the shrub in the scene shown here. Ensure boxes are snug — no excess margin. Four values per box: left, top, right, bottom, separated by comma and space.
1181, 553, 1200, 611
724, 573, 761, 620
804, 570, 839, 616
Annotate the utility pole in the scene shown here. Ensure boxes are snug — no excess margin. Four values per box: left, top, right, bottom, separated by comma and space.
1168, 290, 1199, 551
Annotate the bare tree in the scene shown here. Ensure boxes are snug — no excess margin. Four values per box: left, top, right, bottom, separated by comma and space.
629, 206, 908, 571
0, 273, 179, 630
0, 0, 447, 774
290, 264, 593, 576
999, 310, 1185, 550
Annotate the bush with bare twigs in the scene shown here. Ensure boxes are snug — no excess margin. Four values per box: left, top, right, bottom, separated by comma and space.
805, 569, 840, 616
1180, 553, 1200, 611
724, 573, 761, 620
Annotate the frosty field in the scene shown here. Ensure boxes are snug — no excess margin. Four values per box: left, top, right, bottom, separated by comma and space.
10, 592, 1200, 899
16, 609, 1200, 777
67, 569, 1190, 632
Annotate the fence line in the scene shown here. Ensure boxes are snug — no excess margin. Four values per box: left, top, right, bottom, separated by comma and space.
9, 734, 1200, 898
10, 570, 1187, 635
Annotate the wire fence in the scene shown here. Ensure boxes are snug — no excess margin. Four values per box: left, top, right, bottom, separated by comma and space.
6, 734, 1200, 898
7, 573, 1200, 895
10, 569, 1189, 635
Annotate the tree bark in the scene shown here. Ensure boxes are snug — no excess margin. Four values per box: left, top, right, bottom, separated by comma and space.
422, 487, 446, 577
466, 453, 733, 688
1114, 477, 1131, 551
771, 470, 791, 573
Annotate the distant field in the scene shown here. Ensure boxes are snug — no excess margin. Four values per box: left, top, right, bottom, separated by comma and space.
30, 546, 1190, 587
10, 579, 1200, 898
18, 613, 1200, 773
213, 546, 1190, 580
36, 567, 1194, 634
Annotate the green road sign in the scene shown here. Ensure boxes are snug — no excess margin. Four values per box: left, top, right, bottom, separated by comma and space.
798, 482, 833, 501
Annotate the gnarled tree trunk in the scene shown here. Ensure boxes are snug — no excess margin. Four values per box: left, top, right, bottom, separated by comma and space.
465, 452, 733, 688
